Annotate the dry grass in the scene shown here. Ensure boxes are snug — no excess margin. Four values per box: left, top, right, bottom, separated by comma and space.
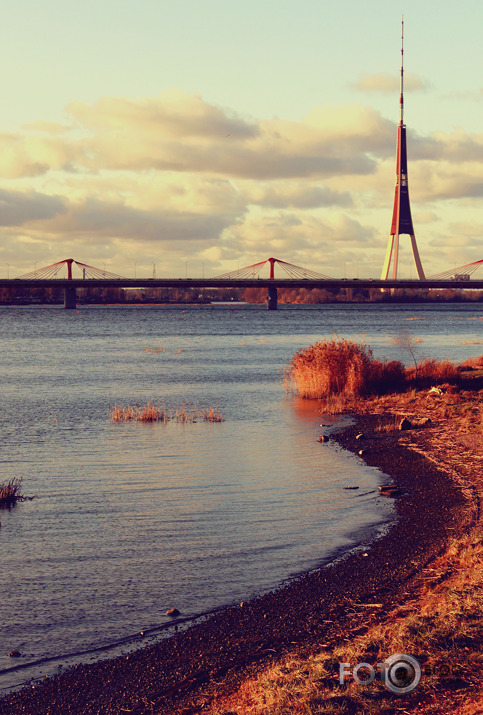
110, 402, 224, 423
406, 358, 461, 385
283, 340, 482, 433
207, 525, 483, 715
320, 387, 482, 434
374, 414, 403, 433
144, 346, 168, 353
460, 355, 483, 370
282, 338, 405, 399
360, 385, 482, 433
0, 478, 25, 507
194, 348, 483, 715
203, 407, 225, 423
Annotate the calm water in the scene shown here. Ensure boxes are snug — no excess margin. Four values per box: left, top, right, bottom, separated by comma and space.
0, 302, 481, 690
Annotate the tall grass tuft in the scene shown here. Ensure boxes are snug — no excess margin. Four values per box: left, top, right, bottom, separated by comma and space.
460, 355, 483, 370
111, 402, 169, 423
405, 358, 460, 385
202, 407, 225, 423
282, 337, 405, 399
0, 478, 25, 507
111, 403, 224, 424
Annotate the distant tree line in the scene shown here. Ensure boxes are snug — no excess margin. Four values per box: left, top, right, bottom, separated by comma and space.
242, 286, 483, 304
0, 284, 481, 305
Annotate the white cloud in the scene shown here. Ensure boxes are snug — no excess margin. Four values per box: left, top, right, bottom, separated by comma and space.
0, 188, 66, 225
351, 73, 430, 93
0, 91, 482, 277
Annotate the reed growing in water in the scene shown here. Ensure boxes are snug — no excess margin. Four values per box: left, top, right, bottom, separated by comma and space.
111, 402, 224, 423
0, 478, 25, 507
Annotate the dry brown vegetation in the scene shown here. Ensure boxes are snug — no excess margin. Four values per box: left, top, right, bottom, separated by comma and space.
207, 525, 483, 715
200, 342, 483, 714
282, 338, 405, 399
110, 402, 224, 423
283, 338, 482, 433
0, 478, 26, 507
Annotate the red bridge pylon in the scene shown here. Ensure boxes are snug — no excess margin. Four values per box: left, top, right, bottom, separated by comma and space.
16, 258, 126, 280
212, 257, 333, 281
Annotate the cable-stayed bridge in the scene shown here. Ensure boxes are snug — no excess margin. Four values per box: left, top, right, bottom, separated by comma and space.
3, 256, 482, 309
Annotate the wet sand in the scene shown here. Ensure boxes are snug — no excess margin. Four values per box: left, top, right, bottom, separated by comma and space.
0, 416, 470, 714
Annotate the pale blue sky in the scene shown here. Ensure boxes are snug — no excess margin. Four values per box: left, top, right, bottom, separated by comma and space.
3, 0, 482, 132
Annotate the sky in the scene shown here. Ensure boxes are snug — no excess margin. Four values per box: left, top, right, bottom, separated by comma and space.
1, 0, 483, 279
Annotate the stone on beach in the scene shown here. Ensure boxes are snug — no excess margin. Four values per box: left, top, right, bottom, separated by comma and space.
415, 417, 432, 428
379, 484, 401, 497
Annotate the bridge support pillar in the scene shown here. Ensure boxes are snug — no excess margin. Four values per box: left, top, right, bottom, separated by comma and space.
64, 286, 77, 309
267, 285, 278, 310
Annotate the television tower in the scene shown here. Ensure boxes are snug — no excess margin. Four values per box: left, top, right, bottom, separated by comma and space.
381, 19, 426, 280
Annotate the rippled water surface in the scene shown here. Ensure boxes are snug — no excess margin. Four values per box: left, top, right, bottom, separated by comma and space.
0, 302, 481, 689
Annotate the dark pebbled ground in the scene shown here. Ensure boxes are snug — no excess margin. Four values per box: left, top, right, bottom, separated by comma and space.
0, 416, 469, 714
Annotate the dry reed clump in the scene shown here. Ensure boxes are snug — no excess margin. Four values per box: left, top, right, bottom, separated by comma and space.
460, 355, 483, 370
284, 339, 481, 412
282, 337, 405, 399
110, 402, 224, 424
0, 478, 25, 507
405, 358, 461, 385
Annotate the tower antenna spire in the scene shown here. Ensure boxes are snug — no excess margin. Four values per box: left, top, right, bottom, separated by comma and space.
400, 16, 404, 125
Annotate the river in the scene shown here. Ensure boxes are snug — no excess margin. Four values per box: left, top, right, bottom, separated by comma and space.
0, 301, 481, 691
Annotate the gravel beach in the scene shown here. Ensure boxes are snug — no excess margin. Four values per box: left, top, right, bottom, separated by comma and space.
0, 415, 470, 715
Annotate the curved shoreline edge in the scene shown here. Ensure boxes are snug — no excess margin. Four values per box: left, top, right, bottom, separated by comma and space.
0, 415, 472, 715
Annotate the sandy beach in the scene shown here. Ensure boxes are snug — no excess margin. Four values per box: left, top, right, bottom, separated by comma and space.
0, 415, 475, 715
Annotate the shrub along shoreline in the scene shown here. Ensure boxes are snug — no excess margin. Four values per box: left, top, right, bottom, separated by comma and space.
283, 337, 482, 432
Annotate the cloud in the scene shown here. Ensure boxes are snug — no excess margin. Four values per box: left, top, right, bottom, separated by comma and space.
0, 93, 384, 180
22, 120, 73, 136
351, 72, 430, 93
224, 210, 375, 271
0, 188, 67, 225
68, 91, 258, 140
0, 130, 79, 178
19, 195, 244, 246
0, 91, 482, 277
242, 182, 353, 209
0, 133, 51, 178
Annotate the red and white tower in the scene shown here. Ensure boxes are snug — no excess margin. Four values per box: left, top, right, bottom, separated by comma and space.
381, 19, 426, 280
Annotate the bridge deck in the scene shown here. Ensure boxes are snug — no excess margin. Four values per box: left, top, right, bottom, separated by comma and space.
1, 278, 482, 289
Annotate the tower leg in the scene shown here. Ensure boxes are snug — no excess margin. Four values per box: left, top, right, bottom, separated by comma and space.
410, 234, 426, 280
267, 285, 278, 310
392, 231, 400, 279
381, 235, 395, 280
64, 286, 77, 309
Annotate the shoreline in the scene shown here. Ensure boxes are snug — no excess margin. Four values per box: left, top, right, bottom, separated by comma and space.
0, 415, 472, 714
